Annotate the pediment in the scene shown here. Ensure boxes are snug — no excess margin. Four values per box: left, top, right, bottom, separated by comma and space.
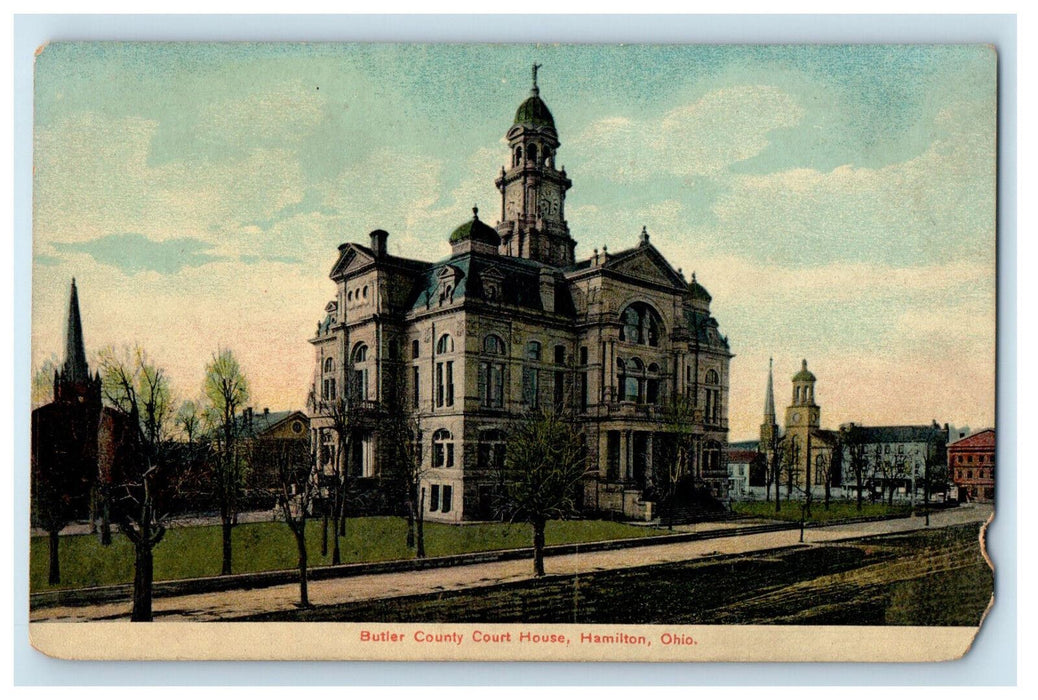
329, 244, 375, 280
607, 246, 686, 289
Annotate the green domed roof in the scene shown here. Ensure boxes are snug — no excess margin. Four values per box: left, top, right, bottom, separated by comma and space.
514, 94, 555, 129
689, 273, 712, 303
449, 207, 500, 246
793, 360, 816, 382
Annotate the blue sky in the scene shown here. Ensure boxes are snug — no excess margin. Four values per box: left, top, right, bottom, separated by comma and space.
32, 43, 996, 439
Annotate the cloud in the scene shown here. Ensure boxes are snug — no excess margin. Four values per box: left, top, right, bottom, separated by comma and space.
52, 233, 228, 275
570, 85, 805, 182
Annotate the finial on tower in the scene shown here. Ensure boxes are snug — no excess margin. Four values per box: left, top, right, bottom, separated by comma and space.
472, 205, 479, 220
640, 225, 649, 245
531, 63, 541, 95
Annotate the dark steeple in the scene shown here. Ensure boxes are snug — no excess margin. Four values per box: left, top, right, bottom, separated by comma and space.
62, 278, 89, 383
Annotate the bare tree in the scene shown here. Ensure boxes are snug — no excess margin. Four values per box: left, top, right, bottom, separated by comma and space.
499, 407, 589, 577
98, 345, 176, 622
842, 424, 869, 511
262, 436, 318, 608
382, 405, 428, 557
781, 438, 801, 502
202, 349, 250, 576
653, 394, 697, 528
30, 354, 60, 410
315, 389, 365, 566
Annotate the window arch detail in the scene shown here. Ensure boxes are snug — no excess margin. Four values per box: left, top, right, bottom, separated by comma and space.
619, 302, 663, 346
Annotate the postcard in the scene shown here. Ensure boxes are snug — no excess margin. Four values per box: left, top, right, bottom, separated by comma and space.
28, 42, 996, 662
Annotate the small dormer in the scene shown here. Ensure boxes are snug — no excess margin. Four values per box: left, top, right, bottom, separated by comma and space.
480, 265, 505, 302
437, 265, 463, 306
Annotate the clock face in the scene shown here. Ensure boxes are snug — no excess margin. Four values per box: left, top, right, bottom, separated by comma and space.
537, 190, 561, 219
792, 412, 801, 424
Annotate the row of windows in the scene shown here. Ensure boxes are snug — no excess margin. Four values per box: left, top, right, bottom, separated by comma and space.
346, 285, 369, 304
956, 468, 994, 481
955, 453, 993, 464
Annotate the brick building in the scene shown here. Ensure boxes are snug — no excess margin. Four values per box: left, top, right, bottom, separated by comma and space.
948, 428, 995, 503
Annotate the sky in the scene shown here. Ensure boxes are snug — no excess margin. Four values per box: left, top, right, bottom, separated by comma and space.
31, 43, 997, 441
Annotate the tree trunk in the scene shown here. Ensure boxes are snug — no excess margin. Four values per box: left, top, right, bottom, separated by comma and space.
100, 493, 112, 546
321, 508, 328, 557
406, 499, 415, 549
416, 487, 426, 559
47, 529, 60, 585
131, 540, 154, 622
856, 477, 864, 511
294, 525, 310, 608
532, 518, 546, 577
221, 520, 233, 575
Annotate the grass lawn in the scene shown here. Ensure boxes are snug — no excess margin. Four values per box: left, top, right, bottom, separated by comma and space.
248, 523, 991, 626
732, 500, 912, 523
30, 517, 660, 592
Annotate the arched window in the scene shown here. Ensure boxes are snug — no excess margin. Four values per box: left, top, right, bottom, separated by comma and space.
484, 334, 505, 355
528, 143, 538, 165
514, 146, 523, 167
433, 429, 454, 469
618, 302, 663, 347
704, 368, 721, 425
705, 369, 719, 385
350, 344, 369, 402
411, 339, 420, 359
437, 334, 454, 354
323, 357, 334, 373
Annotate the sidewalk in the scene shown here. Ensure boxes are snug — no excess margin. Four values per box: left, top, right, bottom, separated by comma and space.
31, 504, 992, 623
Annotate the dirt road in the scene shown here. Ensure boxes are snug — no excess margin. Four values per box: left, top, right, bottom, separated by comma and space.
31, 504, 992, 623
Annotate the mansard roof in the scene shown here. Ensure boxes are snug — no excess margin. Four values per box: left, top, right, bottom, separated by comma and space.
329, 242, 430, 280
408, 252, 575, 316
948, 428, 995, 449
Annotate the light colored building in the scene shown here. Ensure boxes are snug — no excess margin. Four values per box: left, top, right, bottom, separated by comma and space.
743, 358, 947, 504
307, 66, 732, 522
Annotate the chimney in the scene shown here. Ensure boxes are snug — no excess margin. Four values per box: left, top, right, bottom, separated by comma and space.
370, 229, 389, 258
539, 268, 556, 313
263, 407, 269, 417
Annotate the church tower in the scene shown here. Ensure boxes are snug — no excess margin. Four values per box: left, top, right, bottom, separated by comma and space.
53, 278, 101, 405
784, 359, 820, 431
495, 64, 575, 267
760, 358, 779, 450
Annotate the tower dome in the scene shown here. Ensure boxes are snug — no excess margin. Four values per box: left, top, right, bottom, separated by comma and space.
449, 207, 500, 245
793, 359, 816, 383
514, 94, 555, 129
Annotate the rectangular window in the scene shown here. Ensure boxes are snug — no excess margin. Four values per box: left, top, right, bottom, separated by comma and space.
554, 370, 566, 407
579, 346, 588, 365
446, 361, 454, 407
491, 363, 504, 408
430, 484, 440, 512
606, 431, 620, 481
523, 367, 539, 408
580, 372, 589, 410
436, 362, 444, 407
441, 485, 452, 513
412, 366, 420, 408
446, 443, 455, 468
434, 442, 444, 468
352, 369, 367, 402
554, 345, 566, 365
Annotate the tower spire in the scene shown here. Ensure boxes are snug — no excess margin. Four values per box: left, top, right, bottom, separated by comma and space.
764, 357, 775, 421
531, 62, 541, 95
63, 278, 89, 383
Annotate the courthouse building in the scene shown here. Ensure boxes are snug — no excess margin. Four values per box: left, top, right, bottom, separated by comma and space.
308, 67, 732, 522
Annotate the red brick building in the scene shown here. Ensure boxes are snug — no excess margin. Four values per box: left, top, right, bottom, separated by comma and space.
948, 428, 995, 503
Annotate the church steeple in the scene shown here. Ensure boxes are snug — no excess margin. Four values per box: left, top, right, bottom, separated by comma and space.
496, 64, 575, 266
63, 278, 89, 384
760, 357, 778, 448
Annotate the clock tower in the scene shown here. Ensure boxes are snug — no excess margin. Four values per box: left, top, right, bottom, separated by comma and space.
785, 359, 820, 430
495, 64, 575, 267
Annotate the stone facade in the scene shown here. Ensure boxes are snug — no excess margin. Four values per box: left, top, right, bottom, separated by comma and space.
308, 69, 732, 522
